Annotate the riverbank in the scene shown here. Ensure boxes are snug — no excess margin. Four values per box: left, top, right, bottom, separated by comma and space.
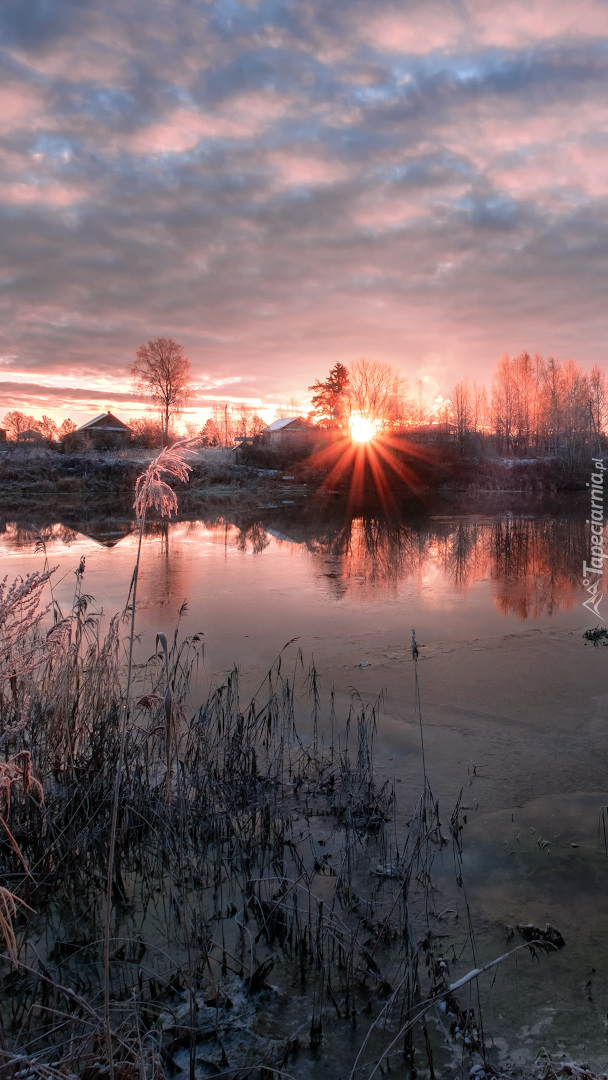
0, 446, 290, 508
0, 444, 591, 515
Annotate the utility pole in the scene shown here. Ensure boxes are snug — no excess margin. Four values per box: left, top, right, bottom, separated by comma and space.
224, 404, 228, 447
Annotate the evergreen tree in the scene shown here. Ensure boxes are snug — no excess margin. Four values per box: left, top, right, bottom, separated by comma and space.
308, 362, 350, 428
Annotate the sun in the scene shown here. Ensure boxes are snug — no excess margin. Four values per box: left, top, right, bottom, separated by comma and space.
349, 413, 377, 443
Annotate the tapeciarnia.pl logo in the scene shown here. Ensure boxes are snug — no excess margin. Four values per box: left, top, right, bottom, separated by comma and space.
582, 456, 606, 620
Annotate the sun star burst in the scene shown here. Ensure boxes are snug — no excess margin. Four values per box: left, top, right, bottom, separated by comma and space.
349, 414, 377, 443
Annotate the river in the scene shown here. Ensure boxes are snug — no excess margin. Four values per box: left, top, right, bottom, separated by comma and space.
2, 499, 608, 1071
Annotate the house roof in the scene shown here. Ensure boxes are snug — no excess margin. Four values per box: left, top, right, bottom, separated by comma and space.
76, 411, 132, 433
18, 428, 44, 440
264, 416, 310, 433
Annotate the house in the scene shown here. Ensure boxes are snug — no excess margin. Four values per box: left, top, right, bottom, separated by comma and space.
263, 416, 317, 450
17, 428, 45, 445
72, 411, 132, 449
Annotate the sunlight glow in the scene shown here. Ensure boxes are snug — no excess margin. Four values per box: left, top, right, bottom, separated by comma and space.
349, 413, 377, 442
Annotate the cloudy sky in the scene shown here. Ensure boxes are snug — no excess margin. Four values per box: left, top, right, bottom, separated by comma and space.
1, 0, 608, 426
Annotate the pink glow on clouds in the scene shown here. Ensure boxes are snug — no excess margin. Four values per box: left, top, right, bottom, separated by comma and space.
268, 151, 350, 188
443, 103, 608, 159
0, 85, 47, 135
128, 95, 297, 155
357, 0, 608, 53
129, 110, 244, 154
1, 0, 608, 419
7, 40, 128, 83
0, 181, 88, 208
471, 0, 608, 47
360, 6, 465, 55
353, 196, 432, 230
229, 90, 298, 127
492, 142, 608, 201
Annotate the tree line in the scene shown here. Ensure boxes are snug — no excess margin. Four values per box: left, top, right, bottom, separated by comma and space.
452, 353, 607, 460
309, 352, 608, 462
2, 337, 607, 462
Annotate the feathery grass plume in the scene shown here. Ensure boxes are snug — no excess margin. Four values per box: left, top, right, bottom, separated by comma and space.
133, 439, 198, 520
104, 437, 198, 1078
0, 570, 57, 684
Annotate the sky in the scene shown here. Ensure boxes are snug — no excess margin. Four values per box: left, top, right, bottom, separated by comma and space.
1, 0, 608, 428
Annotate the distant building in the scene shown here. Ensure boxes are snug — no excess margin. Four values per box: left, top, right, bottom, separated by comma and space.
17, 428, 44, 444
72, 411, 132, 449
263, 416, 317, 450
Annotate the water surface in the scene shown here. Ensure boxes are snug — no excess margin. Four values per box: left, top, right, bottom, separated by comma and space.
0, 504, 589, 680
3, 501, 608, 1066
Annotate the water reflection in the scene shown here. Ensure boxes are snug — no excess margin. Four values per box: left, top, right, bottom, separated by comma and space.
0, 504, 587, 621
267, 510, 585, 619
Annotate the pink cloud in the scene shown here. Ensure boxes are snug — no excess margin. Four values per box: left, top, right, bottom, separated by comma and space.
128, 109, 236, 155
353, 195, 431, 229
352, 0, 608, 54
455, 103, 608, 158
268, 151, 350, 188
0, 83, 47, 135
491, 141, 608, 201
358, 4, 465, 55
471, 0, 608, 48
0, 182, 88, 207
127, 93, 296, 155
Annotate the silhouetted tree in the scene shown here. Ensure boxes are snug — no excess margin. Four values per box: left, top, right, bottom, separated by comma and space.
131, 337, 193, 441
452, 380, 472, 454
348, 358, 406, 431
2, 411, 40, 440
200, 417, 221, 446
59, 418, 77, 439
39, 415, 58, 442
308, 362, 350, 429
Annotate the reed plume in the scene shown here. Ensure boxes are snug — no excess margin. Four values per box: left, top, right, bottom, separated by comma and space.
133, 439, 198, 520
104, 437, 198, 1078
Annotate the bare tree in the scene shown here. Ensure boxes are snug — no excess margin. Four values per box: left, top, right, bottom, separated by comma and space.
128, 417, 165, 448
131, 338, 193, 442
348, 358, 406, 430
39, 415, 58, 442
59, 418, 77, 438
452, 379, 472, 453
2, 411, 40, 440
471, 381, 489, 434
413, 379, 429, 426
200, 417, 221, 446
491, 355, 516, 453
589, 363, 608, 437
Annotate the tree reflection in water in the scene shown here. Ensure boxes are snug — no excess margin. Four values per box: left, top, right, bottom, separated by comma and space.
1, 505, 588, 621
270, 509, 585, 618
